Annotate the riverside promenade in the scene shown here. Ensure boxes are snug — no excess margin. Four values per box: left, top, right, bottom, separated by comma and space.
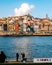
0, 61, 52, 65
1, 58, 52, 64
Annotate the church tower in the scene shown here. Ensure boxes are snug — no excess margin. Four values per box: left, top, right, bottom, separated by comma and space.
46, 14, 49, 19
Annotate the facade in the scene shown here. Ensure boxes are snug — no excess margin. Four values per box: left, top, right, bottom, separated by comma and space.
0, 14, 52, 35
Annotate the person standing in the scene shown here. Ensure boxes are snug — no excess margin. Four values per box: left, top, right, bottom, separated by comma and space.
16, 53, 19, 62
21, 52, 27, 62
21, 52, 25, 59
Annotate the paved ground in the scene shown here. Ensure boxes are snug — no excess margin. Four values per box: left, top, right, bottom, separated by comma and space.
0, 62, 52, 65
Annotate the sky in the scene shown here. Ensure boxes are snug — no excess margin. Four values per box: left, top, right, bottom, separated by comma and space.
0, 0, 52, 18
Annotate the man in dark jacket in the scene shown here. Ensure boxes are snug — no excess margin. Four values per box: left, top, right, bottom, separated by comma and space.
0, 51, 7, 63
16, 53, 19, 62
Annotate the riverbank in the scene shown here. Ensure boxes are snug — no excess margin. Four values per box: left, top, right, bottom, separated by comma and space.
0, 34, 52, 37
0, 31, 52, 36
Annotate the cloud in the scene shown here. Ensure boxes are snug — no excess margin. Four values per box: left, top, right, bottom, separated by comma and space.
14, 3, 34, 16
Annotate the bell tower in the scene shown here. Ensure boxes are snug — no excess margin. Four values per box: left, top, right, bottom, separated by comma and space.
46, 14, 49, 19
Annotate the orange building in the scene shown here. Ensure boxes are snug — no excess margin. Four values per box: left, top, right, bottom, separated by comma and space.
15, 24, 20, 32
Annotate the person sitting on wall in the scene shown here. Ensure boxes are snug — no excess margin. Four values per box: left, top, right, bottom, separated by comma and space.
0, 51, 7, 63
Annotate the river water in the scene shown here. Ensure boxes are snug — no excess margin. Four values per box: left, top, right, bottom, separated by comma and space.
0, 36, 52, 60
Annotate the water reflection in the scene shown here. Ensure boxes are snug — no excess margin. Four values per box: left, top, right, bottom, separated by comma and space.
15, 37, 31, 58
